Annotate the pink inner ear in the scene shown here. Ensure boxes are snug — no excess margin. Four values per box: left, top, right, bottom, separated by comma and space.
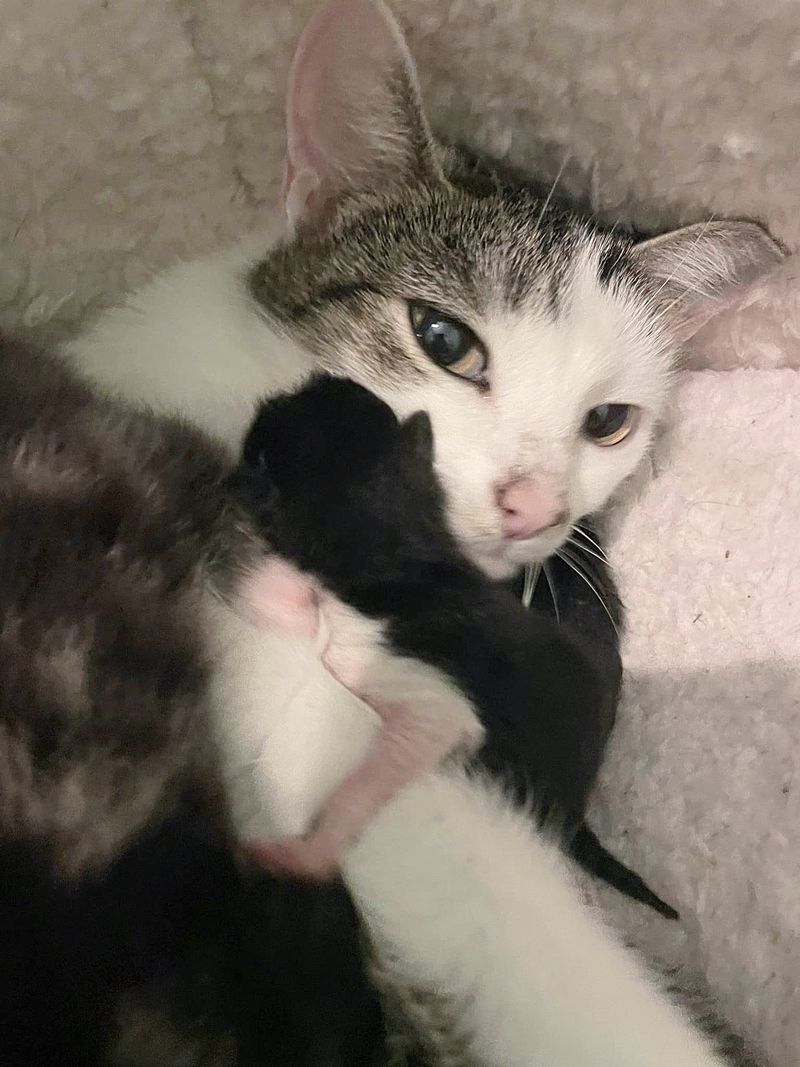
283, 0, 429, 228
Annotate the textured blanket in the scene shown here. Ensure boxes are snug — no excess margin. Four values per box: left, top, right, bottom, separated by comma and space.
1, 1, 798, 1063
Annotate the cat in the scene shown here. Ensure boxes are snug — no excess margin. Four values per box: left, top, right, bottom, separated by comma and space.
61, 0, 783, 1061
67, 0, 782, 822
228, 372, 677, 918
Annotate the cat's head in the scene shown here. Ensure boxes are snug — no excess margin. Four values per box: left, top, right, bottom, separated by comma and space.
238, 374, 443, 541
252, 0, 783, 580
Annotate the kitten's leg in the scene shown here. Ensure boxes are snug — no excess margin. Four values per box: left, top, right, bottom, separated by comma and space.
250, 600, 483, 878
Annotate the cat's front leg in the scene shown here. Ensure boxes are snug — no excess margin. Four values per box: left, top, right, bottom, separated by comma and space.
202, 588, 377, 846
250, 598, 483, 879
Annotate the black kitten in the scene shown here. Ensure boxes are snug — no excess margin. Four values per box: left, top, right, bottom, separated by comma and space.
232, 374, 676, 916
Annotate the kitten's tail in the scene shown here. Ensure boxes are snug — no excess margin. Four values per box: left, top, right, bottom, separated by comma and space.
570, 823, 679, 920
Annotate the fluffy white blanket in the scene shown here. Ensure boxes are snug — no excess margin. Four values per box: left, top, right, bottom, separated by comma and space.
1, 1, 798, 1062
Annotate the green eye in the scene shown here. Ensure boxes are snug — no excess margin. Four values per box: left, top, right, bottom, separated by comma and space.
583, 404, 637, 446
410, 303, 488, 384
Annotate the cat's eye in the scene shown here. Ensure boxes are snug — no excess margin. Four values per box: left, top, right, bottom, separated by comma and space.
582, 404, 637, 446
409, 303, 488, 384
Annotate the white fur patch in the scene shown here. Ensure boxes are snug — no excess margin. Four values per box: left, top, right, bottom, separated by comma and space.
345, 767, 730, 1067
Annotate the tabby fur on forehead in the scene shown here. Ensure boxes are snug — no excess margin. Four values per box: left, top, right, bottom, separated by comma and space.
251, 182, 643, 382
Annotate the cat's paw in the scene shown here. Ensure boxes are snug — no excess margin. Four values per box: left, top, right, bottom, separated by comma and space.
246, 834, 340, 880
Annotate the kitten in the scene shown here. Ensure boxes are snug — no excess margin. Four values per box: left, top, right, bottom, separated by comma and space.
230, 373, 676, 918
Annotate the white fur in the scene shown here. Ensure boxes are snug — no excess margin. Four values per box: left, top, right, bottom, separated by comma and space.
65, 229, 311, 458
202, 590, 374, 838
346, 770, 731, 1067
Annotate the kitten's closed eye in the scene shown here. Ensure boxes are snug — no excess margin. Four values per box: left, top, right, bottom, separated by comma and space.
409, 303, 488, 387
582, 404, 638, 446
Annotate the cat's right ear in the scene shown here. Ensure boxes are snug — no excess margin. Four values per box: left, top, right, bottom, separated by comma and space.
631, 220, 785, 341
283, 0, 442, 233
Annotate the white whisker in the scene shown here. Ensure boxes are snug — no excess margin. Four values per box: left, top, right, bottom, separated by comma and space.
566, 534, 607, 569
521, 561, 541, 610
542, 560, 561, 625
535, 154, 570, 233
556, 548, 619, 637
571, 524, 608, 562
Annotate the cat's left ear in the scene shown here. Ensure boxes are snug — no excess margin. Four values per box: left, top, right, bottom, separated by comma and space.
631, 220, 785, 340
399, 410, 435, 465
282, 0, 442, 233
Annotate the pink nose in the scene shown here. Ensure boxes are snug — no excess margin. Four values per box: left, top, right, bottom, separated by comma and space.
495, 477, 566, 541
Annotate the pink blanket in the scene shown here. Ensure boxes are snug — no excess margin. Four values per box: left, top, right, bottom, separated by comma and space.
584, 259, 800, 1067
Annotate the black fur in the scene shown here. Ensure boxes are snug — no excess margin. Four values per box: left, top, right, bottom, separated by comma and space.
232, 374, 677, 917
0, 786, 385, 1067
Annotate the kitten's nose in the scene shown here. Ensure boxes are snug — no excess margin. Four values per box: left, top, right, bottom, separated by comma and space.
495, 476, 567, 541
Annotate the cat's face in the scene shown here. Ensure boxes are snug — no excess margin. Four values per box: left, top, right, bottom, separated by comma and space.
255, 192, 671, 578
253, 0, 782, 579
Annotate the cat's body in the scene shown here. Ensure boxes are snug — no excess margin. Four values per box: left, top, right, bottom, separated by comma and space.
55, 0, 783, 1062
0, 336, 757, 1067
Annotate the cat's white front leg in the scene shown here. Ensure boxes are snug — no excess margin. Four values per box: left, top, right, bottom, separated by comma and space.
209, 586, 482, 875
202, 591, 378, 840
251, 597, 484, 876
205, 592, 730, 1067
344, 769, 731, 1067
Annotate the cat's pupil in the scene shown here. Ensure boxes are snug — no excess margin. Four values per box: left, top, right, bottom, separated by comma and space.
409, 303, 488, 385
583, 404, 630, 439
417, 310, 470, 365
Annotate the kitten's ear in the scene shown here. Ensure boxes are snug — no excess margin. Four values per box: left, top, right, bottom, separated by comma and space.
631, 221, 785, 341
225, 462, 280, 513
283, 0, 442, 232
400, 411, 434, 465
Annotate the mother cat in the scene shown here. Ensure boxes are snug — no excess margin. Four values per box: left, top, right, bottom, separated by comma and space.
67, 0, 781, 1061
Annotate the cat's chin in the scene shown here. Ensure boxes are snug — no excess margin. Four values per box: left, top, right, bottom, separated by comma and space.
467, 528, 568, 582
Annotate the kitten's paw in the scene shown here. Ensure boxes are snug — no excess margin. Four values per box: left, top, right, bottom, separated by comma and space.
247, 834, 340, 880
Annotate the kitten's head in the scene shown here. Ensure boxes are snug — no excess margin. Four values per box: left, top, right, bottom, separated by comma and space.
252, 0, 783, 579
237, 374, 444, 544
